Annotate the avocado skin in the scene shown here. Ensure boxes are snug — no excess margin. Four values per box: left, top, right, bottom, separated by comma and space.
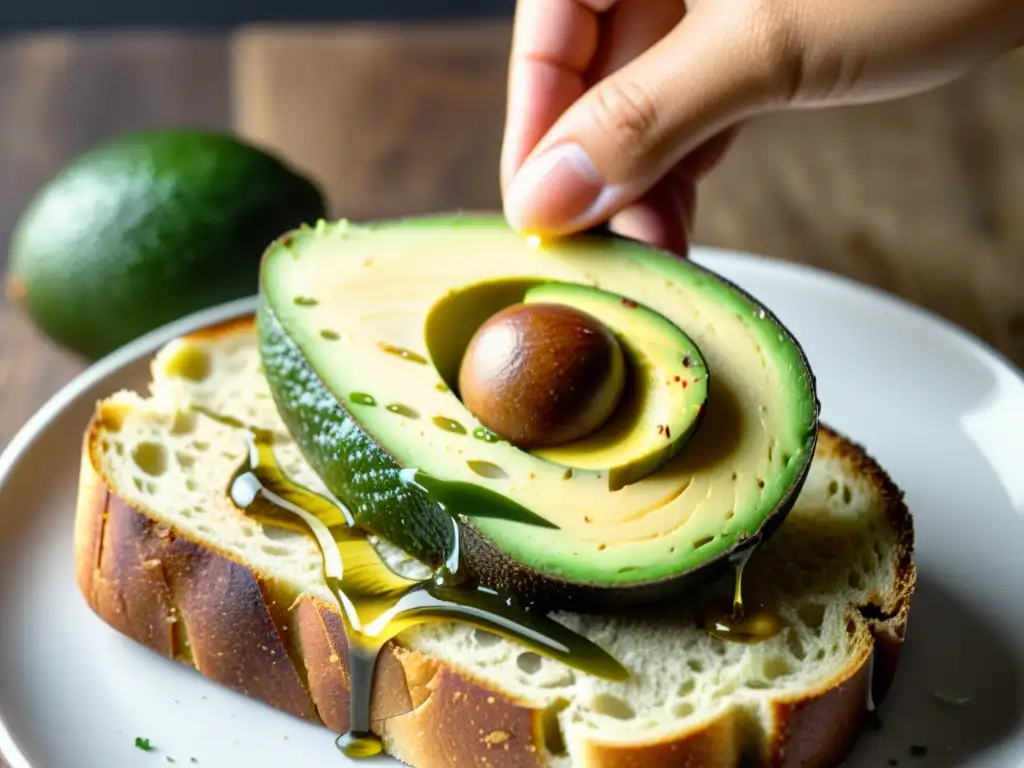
256, 217, 821, 613
257, 297, 453, 568
7, 129, 327, 360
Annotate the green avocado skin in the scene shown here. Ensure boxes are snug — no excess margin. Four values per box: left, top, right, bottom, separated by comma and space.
7, 129, 327, 360
256, 298, 453, 567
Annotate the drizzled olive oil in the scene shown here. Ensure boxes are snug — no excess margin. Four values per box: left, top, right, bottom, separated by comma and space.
703, 546, 783, 644
226, 427, 627, 758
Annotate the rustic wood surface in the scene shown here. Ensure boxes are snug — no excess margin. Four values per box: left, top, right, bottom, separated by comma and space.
0, 33, 231, 452
0, 26, 1022, 760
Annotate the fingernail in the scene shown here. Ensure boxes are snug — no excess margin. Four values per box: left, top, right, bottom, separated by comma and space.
504, 143, 610, 234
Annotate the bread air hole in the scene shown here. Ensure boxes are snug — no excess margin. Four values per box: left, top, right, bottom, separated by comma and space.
517, 652, 542, 674
590, 694, 635, 720
176, 452, 195, 469
671, 701, 695, 718
797, 602, 826, 630
171, 411, 196, 435
132, 442, 168, 476
677, 678, 696, 696
263, 525, 302, 544
541, 699, 569, 756
261, 544, 292, 557
786, 629, 806, 660
763, 656, 793, 680
474, 629, 501, 648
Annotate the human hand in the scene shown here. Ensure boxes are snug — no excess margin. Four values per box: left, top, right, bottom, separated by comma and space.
500, 0, 1024, 255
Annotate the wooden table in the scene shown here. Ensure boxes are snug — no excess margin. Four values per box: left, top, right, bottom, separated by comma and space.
0, 24, 1022, 765
2, 24, 1024, 454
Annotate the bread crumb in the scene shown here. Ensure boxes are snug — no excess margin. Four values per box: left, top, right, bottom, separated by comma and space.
483, 731, 509, 746
329, 654, 340, 664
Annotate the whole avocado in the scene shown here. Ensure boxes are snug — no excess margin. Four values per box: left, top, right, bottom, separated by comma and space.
5, 129, 328, 359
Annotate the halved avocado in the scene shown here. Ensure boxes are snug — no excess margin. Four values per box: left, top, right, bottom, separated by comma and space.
519, 281, 709, 490
256, 214, 819, 610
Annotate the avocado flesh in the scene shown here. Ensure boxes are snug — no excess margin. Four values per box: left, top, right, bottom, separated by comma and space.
258, 215, 818, 599
520, 281, 709, 490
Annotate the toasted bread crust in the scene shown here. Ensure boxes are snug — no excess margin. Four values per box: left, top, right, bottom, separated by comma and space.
74, 324, 916, 768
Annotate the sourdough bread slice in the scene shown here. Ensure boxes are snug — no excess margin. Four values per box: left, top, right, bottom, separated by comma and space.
74, 316, 916, 768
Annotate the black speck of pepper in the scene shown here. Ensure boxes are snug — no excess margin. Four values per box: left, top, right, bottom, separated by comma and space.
621, 298, 638, 308
683, 355, 692, 367
665, 425, 671, 438
657, 425, 665, 435
674, 375, 681, 382
682, 380, 688, 388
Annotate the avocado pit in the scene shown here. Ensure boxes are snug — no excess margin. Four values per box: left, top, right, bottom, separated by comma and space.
457, 302, 626, 448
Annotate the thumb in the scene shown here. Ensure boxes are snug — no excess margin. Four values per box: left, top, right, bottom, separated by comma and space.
503, 4, 788, 237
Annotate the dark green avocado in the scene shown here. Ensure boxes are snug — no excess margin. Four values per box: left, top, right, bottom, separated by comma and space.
6, 129, 327, 360
256, 214, 820, 611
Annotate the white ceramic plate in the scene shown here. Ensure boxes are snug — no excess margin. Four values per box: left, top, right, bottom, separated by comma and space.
1, 247, 1022, 768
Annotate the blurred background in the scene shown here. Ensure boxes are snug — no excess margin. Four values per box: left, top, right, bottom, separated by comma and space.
0, 2, 1022, 447
0, 1, 513, 29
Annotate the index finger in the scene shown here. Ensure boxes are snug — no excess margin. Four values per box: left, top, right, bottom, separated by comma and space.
500, 0, 609, 192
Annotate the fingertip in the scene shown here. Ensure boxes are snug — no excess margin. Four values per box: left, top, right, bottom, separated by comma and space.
607, 174, 694, 257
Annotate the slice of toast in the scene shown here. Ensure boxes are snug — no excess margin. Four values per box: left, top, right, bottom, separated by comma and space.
74, 315, 916, 768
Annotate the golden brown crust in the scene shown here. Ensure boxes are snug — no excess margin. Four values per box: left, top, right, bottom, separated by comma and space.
73, 331, 917, 768
178, 313, 258, 343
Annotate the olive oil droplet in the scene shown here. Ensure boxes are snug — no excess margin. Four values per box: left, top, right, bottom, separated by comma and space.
472, 426, 500, 443
351, 392, 377, 407
377, 341, 428, 365
467, 460, 508, 480
336, 731, 383, 759
432, 416, 466, 435
704, 545, 783, 644
223, 419, 627, 760
386, 403, 419, 419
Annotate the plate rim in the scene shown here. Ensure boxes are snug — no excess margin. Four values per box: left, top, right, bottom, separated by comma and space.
1, 246, 1022, 768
